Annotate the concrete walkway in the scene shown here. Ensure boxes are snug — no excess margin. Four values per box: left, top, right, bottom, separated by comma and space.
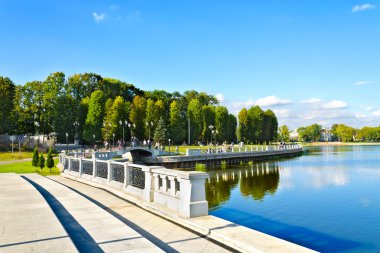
47, 176, 233, 253
0, 173, 77, 253
0, 174, 232, 253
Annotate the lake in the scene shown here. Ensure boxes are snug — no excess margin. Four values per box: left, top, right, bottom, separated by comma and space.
206, 145, 380, 253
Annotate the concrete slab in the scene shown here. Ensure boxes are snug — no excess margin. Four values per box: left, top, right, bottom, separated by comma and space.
49, 175, 233, 253
0, 173, 77, 253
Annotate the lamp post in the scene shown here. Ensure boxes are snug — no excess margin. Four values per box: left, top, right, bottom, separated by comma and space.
208, 125, 214, 146
119, 120, 124, 144
168, 138, 171, 154
73, 121, 79, 145
65, 132, 68, 152
93, 134, 95, 147
112, 133, 115, 150
35, 121, 39, 146
146, 121, 153, 141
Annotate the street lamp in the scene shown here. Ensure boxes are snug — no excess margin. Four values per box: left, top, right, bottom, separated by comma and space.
146, 121, 153, 141
73, 121, 79, 144
208, 125, 214, 146
112, 133, 115, 150
93, 134, 95, 147
168, 138, 171, 154
65, 132, 68, 152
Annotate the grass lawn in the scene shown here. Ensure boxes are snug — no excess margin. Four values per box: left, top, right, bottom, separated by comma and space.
0, 151, 34, 161
0, 158, 60, 176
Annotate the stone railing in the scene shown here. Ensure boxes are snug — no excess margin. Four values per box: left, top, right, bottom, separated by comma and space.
185, 144, 301, 156
59, 156, 209, 218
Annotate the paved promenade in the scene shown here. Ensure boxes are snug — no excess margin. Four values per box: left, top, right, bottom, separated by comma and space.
0, 173, 232, 253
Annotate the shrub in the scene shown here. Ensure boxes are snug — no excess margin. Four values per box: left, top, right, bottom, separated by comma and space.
32, 146, 39, 169
46, 147, 54, 172
38, 154, 45, 173
195, 163, 206, 172
221, 160, 227, 170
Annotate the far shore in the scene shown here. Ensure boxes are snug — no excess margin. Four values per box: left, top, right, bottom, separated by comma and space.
303, 142, 380, 146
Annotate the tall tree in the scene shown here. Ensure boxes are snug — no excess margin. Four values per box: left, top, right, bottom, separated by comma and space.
154, 117, 167, 144
169, 100, 186, 144
102, 98, 114, 141
278, 125, 290, 142
227, 114, 237, 143
129, 95, 147, 140
84, 90, 106, 142
237, 108, 249, 143
202, 105, 216, 143
215, 106, 229, 142
187, 98, 203, 144
0, 76, 16, 134
248, 106, 264, 144
263, 109, 278, 143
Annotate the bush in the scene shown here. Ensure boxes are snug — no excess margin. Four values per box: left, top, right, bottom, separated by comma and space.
38, 154, 45, 173
32, 147, 39, 168
46, 147, 54, 172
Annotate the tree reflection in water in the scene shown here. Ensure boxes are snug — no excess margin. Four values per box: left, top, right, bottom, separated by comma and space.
206, 162, 280, 209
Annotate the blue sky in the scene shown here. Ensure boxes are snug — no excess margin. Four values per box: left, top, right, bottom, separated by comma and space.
1, 0, 379, 129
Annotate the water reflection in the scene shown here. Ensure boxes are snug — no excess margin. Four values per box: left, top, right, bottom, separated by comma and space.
206, 163, 280, 209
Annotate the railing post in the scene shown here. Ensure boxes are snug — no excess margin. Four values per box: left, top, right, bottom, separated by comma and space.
68, 158, 72, 172
79, 158, 83, 176
92, 159, 97, 179
168, 176, 176, 196
123, 163, 128, 189
107, 161, 112, 184
142, 167, 153, 202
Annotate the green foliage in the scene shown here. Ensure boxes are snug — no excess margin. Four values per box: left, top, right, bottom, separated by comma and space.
0, 76, 16, 134
129, 95, 147, 140
297, 124, 322, 142
195, 163, 206, 172
187, 98, 203, 144
334, 124, 356, 142
278, 125, 290, 142
169, 100, 186, 143
215, 106, 229, 142
38, 154, 45, 172
357, 126, 380, 142
84, 90, 106, 142
32, 147, 39, 167
46, 148, 54, 170
154, 117, 167, 144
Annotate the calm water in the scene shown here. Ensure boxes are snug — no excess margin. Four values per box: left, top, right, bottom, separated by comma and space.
206, 145, 380, 253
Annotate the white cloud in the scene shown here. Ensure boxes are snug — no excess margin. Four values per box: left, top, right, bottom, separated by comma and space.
373, 110, 380, 116
300, 98, 322, 104
352, 3, 376, 12
321, 100, 348, 109
354, 81, 372, 86
273, 109, 290, 118
93, 12, 106, 22
215, 93, 225, 103
255, 96, 292, 107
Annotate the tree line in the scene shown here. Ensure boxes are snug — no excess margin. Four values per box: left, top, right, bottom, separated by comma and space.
0, 72, 279, 145
295, 123, 380, 142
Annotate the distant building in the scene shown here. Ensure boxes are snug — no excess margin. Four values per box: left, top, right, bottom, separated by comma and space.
320, 127, 332, 142
290, 130, 299, 142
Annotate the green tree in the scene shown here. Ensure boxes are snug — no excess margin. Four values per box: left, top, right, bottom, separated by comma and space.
38, 153, 45, 173
227, 114, 237, 143
215, 106, 229, 142
248, 106, 264, 143
202, 105, 216, 143
169, 100, 186, 144
0, 76, 16, 134
129, 95, 147, 140
102, 98, 114, 141
278, 125, 290, 142
46, 147, 54, 172
187, 98, 203, 144
84, 90, 106, 142
237, 108, 249, 143
32, 147, 39, 169
263, 110, 278, 143
154, 117, 167, 144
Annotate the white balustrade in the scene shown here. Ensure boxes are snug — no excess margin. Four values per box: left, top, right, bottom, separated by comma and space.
59, 156, 209, 218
